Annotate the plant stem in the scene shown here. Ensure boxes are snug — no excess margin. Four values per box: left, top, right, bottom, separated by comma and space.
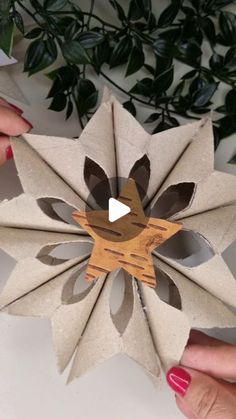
87, 0, 95, 29
100, 71, 199, 120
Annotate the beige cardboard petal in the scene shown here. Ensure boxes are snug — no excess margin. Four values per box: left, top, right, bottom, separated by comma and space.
68, 270, 160, 383
0, 193, 82, 233
113, 100, 149, 190
140, 283, 190, 371
179, 204, 236, 252
0, 256, 88, 309
175, 171, 236, 218
147, 119, 202, 201
5, 262, 88, 316
22, 102, 116, 202
155, 258, 236, 328
51, 275, 105, 373
157, 118, 213, 191
151, 118, 216, 213
155, 251, 236, 308
0, 68, 28, 103
79, 100, 116, 189
12, 137, 85, 210
0, 226, 89, 260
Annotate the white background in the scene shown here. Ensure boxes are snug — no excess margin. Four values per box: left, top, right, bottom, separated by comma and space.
0, 1, 236, 418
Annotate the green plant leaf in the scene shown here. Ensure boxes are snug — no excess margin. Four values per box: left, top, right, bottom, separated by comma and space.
144, 112, 160, 123
219, 11, 236, 45
13, 11, 24, 34
24, 39, 46, 71
24, 39, 57, 75
224, 46, 236, 68
25, 27, 43, 39
49, 92, 67, 111
209, 52, 224, 71
200, 17, 216, 44
44, 0, 68, 11
123, 100, 136, 116
62, 40, 91, 64
0, 18, 14, 56
153, 38, 174, 58
193, 83, 218, 107
225, 89, 236, 114
177, 41, 202, 66
228, 153, 236, 164
130, 77, 153, 96
66, 99, 73, 120
77, 31, 105, 49
126, 44, 145, 76
109, 0, 126, 21
153, 66, 174, 95
76, 79, 98, 116
158, 3, 180, 28
110, 36, 132, 68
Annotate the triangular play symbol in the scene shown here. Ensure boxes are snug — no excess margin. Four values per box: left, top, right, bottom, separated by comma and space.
108, 198, 131, 222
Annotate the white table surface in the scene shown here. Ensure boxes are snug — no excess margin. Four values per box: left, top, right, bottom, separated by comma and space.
0, 1, 236, 418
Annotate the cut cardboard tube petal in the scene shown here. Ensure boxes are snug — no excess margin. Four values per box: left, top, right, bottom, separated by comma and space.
154, 250, 236, 308
68, 270, 160, 383
179, 204, 236, 253
0, 227, 88, 261
175, 171, 236, 219
113, 100, 149, 191
12, 137, 85, 211
156, 117, 214, 194
0, 194, 82, 233
5, 260, 89, 317
155, 258, 236, 328
0, 255, 89, 310
140, 282, 190, 371
150, 118, 215, 213
147, 120, 202, 202
52, 275, 106, 373
22, 102, 116, 202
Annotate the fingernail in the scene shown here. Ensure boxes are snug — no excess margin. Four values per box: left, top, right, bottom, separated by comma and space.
21, 117, 33, 130
6, 145, 13, 160
166, 367, 191, 397
9, 103, 23, 115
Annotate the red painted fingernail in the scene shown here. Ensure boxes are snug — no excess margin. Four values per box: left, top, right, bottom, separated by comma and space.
166, 367, 191, 397
6, 145, 13, 160
9, 103, 23, 115
21, 117, 33, 130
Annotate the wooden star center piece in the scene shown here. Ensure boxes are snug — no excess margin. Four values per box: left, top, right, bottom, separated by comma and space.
73, 178, 182, 287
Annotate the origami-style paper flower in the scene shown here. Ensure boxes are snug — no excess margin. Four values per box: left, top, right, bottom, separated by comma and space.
0, 93, 236, 384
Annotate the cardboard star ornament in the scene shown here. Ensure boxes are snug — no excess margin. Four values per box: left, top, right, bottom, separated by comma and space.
73, 178, 182, 287
0, 91, 236, 385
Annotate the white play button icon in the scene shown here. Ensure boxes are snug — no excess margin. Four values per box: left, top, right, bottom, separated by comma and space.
108, 198, 131, 222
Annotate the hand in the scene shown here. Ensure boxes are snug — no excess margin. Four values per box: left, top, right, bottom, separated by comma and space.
0, 98, 32, 166
166, 330, 236, 418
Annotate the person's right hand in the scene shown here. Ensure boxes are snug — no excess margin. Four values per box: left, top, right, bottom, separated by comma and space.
166, 330, 236, 418
0, 97, 32, 166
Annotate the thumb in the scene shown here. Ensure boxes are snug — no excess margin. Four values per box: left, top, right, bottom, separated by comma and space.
166, 366, 236, 419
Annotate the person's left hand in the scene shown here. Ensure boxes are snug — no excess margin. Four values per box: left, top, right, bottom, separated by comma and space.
0, 98, 32, 166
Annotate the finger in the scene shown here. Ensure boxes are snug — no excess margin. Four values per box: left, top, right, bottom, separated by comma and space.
167, 366, 236, 419
218, 380, 236, 398
0, 105, 32, 136
188, 330, 228, 347
176, 396, 197, 419
0, 136, 12, 166
181, 343, 236, 379
0, 97, 23, 115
